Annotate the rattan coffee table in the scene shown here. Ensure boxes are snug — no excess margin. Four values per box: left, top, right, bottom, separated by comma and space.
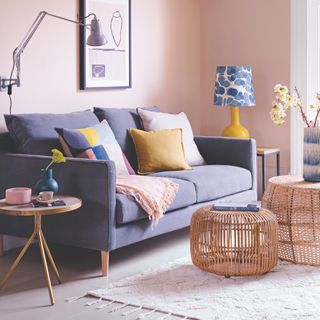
190, 206, 278, 277
262, 175, 320, 266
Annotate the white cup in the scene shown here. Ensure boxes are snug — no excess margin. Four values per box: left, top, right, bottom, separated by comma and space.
37, 191, 54, 202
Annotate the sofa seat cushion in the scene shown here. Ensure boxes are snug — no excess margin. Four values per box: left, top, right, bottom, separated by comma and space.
151, 165, 252, 202
116, 177, 196, 225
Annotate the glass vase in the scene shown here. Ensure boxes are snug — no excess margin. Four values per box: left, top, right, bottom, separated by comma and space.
34, 169, 59, 194
303, 127, 320, 182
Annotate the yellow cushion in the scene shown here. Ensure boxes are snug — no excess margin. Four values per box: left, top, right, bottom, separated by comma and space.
130, 128, 192, 174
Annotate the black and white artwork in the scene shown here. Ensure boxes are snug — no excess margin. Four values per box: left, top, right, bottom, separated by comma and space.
80, 0, 131, 89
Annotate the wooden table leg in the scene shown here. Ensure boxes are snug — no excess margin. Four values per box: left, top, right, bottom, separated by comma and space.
36, 216, 55, 305
40, 231, 61, 283
0, 229, 37, 289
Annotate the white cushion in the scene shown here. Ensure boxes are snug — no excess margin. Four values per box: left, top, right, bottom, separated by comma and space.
137, 108, 205, 166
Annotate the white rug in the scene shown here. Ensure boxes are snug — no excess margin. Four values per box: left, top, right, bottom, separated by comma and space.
85, 257, 320, 320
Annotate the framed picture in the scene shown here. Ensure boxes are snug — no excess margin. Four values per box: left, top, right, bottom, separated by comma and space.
79, 0, 131, 89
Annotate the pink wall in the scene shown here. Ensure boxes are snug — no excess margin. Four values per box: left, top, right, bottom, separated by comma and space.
0, 0, 291, 197
0, 0, 201, 132
200, 0, 291, 195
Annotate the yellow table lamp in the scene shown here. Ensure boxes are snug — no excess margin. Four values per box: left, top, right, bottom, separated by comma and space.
213, 66, 255, 138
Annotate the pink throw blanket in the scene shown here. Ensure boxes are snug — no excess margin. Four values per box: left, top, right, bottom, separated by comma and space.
116, 175, 179, 222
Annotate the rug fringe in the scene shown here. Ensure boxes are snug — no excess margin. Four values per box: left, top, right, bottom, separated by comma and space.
66, 293, 199, 319
85, 295, 104, 306
95, 300, 115, 310
137, 308, 158, 318
108, 303, 129, 313
122, 305, 142, 316
65, 294, 86, 303
156, 312, 172, 320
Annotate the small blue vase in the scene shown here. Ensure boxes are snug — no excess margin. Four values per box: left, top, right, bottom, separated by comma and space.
34, 169, 59, 194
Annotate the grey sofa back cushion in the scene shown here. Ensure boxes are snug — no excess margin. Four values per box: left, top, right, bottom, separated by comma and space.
4, 111, 99, 155
94, 107, 159, 171
0, 132, 16, 153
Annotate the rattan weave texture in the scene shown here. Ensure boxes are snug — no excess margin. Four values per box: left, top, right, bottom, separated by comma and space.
190, 206, 278, 277
262, 175, 320, 265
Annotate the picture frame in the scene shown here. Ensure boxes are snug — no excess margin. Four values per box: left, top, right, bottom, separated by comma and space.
79, 0, 131, 89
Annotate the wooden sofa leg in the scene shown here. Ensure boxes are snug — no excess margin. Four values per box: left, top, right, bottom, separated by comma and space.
101, 250, 109, 277
0, 235, 3, 257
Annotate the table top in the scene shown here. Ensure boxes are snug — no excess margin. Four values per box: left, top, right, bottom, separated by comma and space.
257, 147, 280, 156
0, 195, 82, 216
268, 175, 320, 190
193, 205, 275, 222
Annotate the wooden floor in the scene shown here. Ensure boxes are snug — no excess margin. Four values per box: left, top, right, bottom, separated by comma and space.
0, 228, 190, 320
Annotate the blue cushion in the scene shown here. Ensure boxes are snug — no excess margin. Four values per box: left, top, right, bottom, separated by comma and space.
116, 177, 196, 225
5, 111, 99, 155
94, 107, 159, 171
151, 165, 252, 202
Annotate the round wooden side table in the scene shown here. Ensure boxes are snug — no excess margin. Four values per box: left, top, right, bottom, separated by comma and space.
190, 206, 278, 277
0, 195, 82, 305
262, 175, 320, 266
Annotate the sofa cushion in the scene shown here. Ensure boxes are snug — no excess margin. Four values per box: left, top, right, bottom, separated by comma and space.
137, 108, 206, 166
0, 132, 16, 153
130, 128, 191, 174
93, 107, 159, 171
116, 177, 196, 225
55, 120, 135, 175
5, 111, 99, 155
151, 165, 252, 202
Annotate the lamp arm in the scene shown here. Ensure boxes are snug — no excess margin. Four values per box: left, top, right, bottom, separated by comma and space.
14, 11, 93, 58
9, 11, 95, 88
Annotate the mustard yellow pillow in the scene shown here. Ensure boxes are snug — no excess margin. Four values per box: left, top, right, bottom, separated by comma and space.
130, 128, 191, 174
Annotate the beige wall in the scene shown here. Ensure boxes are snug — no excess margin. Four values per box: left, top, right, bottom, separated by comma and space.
0, 0, 201, 132
200, 0, 291, 195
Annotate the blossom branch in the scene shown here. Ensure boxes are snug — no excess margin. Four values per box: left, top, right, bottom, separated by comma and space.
314, 108, 320, 128
294, 87, 311, 127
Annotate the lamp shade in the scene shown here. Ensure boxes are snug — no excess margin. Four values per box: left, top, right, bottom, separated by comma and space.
87, 18, 107, 46
213, 66, 255, 107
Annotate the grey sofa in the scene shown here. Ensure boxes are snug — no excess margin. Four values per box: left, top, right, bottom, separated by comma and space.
0, 108, 257, 276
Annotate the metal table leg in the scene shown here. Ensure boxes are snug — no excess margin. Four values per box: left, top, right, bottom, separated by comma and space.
0, 215, 61, 305
262, 155, 266, 193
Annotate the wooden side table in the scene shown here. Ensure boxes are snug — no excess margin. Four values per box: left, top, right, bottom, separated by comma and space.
262, 175, 320, 266
0, 195, 81, 305
257, 147, 280, 193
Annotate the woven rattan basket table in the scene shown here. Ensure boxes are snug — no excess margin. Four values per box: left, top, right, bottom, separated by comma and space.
190, 206, 278, 277
262, 175, 320, 266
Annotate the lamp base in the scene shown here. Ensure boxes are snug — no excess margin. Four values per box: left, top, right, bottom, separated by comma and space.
222, 124, 250, 138
221, 106, 250, 138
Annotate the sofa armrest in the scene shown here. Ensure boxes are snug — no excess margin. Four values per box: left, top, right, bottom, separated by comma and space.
0, 153, 116, 251
194, 136, 257, 192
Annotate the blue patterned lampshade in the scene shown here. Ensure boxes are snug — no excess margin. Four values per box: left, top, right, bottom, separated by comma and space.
213, 66, 255, 107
